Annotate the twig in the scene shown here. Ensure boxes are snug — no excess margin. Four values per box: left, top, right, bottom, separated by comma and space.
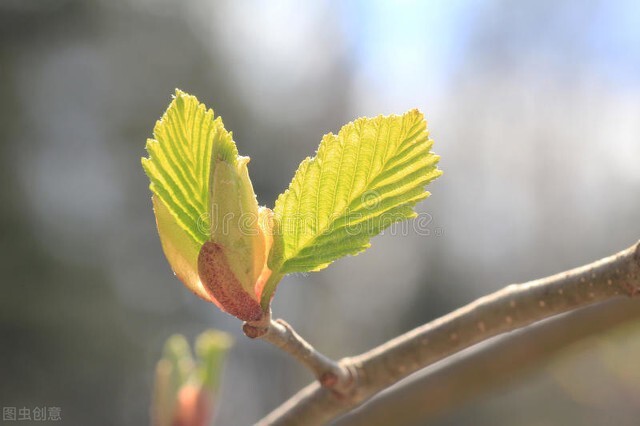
243, 313, 353, 393
335, 298, 640, 425
257, 240, 640, 426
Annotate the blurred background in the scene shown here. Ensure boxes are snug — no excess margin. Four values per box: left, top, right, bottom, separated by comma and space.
1, 0, 639, 425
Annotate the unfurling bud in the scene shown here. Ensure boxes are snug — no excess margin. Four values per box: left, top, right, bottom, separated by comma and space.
200, 153, 271, 321
144, 90, 281, 320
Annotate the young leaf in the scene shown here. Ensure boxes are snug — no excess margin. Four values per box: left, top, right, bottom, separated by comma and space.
141, 89, 217, 246
269, 110, 442, 274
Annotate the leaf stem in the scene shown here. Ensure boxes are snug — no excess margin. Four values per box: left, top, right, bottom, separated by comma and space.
260, 272, 284, 310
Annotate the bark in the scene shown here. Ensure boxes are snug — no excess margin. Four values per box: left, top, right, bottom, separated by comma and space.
257, 241, 640, 426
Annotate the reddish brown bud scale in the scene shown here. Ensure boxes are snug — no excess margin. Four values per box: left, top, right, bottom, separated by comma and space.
198, 241, 263, 321
172, 384, 214, 426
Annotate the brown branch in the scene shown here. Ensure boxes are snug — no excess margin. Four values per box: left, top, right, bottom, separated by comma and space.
243, 314, 353, 392
334, 298, 640, 425
257, 240, 640, 426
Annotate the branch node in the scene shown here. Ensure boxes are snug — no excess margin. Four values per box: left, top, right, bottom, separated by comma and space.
319, 372, 338, 388
243, 310, 272, 338
242, 323, 268, 339
326, 359, 359, 398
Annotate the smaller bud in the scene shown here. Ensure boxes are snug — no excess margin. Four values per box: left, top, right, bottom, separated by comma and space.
151, 331, 233, 426
172, 384, 213, 426
195, 330, 234, 392
151, 335, 194, 426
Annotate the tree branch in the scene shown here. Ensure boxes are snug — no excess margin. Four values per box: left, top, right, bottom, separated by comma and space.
243, 314, 353, 392
335, 298, 640, 425
257, 240, 640, 426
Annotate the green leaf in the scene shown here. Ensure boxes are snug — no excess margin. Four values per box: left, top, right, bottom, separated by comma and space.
269, 109, 442, 274
142, 89, 238, 247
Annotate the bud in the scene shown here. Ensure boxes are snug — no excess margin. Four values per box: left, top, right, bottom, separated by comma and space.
200, 152, 269, 321
145, 90, 281, 320
172, 384, 213, 426
151, 335, 194, 426
151, 331, 233, 426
